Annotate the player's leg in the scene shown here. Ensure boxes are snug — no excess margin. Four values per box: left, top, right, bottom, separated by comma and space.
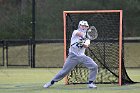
43, 53, 79, 88
52, 53, 78, 82
80, 55, 98, 88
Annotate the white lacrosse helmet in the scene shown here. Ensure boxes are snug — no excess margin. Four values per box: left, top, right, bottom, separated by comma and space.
78, 20, 89, 27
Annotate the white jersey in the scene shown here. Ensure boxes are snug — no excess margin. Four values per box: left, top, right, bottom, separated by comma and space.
69, 30, 86, 56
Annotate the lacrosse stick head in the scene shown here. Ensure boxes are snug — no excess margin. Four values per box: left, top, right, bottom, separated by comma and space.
86, 26, 98, 40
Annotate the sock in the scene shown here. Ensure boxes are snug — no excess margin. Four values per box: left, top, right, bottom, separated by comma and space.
89, 81, 93, 84
51, 80, 55, 84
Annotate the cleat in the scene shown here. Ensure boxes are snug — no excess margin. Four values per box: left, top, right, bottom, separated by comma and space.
43, 82, 53, 88
87, 83, 97, 89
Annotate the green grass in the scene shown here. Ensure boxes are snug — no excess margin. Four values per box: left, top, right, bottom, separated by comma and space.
0, 43, 64, 67
35, 43, 64, 67
0, 43, 140, 93
124, 43, 140, 67
126, 68, 140, 82
0, 68, 140, 93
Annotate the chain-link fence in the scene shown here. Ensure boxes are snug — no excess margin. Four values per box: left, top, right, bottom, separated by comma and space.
0, 0, 140, 68
5, 40, 31, 66
0, 0, 32, 67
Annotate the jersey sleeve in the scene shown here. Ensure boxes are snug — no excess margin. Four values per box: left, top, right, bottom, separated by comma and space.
72, 30, 85, 39
72, 30, 79, 36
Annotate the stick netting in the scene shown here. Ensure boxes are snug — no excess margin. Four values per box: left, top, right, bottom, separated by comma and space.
65, 11, 134, 84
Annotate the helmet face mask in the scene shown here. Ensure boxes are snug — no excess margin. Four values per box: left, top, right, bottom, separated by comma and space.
78, 20, 89, 32
79, 25, 88, 30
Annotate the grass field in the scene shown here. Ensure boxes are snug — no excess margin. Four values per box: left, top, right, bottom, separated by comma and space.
0, 43, 140, 93
0, 68, 140, 93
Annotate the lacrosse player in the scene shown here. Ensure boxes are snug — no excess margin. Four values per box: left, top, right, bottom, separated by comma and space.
43, 20, 98, 88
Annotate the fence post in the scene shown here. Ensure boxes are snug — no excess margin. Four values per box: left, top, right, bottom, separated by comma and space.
1, 40, 4, 66
5, 41, 8, 67
31, 0, 36, 68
